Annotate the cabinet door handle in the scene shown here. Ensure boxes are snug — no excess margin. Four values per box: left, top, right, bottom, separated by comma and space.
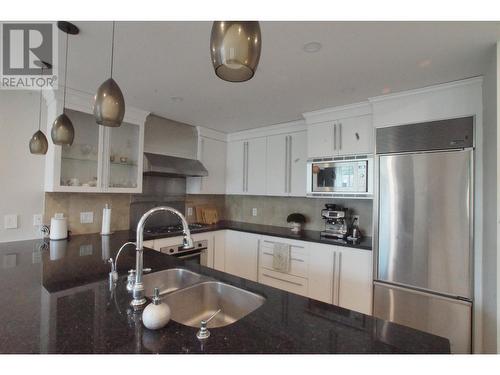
288, 135, 292, 194
333, 123, 337, 151
332, 251, 337, 304
200, 138, 205, 192
338, 122, 342, 150
337, 252, 342, 304
284, 136, 289, 193
242, 142, 245, 192
246, 142, 249, 192
262, 273, 303, 287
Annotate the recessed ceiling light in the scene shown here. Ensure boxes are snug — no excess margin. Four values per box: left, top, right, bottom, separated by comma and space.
303, 42, 322, 53
419, 59, 432, 68
170, 96, 184, 103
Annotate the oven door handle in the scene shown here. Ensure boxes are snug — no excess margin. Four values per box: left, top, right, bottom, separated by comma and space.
177, 251, 204, 260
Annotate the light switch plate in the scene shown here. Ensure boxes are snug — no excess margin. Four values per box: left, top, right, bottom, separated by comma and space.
4, 214, 18, 229
33, 214, 43, 226
54, 213, 64, 219
187, 207, 193, 216
80, 212, 94, 224
252, 208, 258, 217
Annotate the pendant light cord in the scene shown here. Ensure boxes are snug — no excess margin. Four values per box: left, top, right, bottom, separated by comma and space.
37, 66, 44, 130
63, 31, 69, 111
110, 21, 115, 78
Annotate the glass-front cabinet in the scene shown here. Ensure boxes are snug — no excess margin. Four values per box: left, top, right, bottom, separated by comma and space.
44, 89, 147, 193
104, 122, 142, 192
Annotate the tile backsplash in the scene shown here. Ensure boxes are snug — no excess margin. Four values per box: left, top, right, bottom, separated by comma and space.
44, 193, 131, 235
187, 194, 373, 236
44, 191, 373, 237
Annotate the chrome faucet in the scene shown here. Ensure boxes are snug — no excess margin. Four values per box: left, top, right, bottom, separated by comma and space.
131, 206, 194, 307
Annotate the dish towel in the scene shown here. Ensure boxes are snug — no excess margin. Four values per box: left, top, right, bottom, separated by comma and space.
272, 243, 291, 273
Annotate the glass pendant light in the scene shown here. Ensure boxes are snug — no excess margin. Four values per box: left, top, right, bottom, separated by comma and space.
29, 61, 51, 155
210, 21, 261, 82
51, 21, 78, 146
94, 21, 125, 127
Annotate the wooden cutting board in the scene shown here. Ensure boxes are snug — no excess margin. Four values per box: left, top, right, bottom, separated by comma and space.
195, 206, 219, 224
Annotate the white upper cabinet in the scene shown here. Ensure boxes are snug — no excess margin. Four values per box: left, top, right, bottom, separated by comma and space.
226, 140, 245, 194
266, 131, 307, 196
289, 131, 307, 196
187, 134, 227, 194
334, 115, 373, 156
227, 121, 306, 197
246, 137, 267, 195
304, 102, 373, 158
226, 137, 267, 195
43, 89, 148, 193
266, 134, 287, 195
307, 122, 333, 158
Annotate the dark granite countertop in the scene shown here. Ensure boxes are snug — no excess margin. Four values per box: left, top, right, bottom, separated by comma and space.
0, 231, 448, 354
139, 220, 373, 251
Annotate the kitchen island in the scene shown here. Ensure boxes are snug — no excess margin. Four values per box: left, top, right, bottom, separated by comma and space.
0, 231, 449, 354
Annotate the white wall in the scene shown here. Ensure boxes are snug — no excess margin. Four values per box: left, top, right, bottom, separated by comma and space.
482, 44, 498, 354
0, 90, 45, 242
497, 42, 500, 354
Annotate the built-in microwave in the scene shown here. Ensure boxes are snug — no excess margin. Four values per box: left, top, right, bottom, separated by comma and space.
306, 155, 373, 198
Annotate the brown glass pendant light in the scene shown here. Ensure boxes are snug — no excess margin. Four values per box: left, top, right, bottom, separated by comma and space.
51, 21, 78, 146
29, 62, 51, 155
210, 21, 261, 82
94, 21, 125, 127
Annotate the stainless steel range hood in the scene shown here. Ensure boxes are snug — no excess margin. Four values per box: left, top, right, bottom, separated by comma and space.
142, 114, 208, 178
143, 152, 208, 177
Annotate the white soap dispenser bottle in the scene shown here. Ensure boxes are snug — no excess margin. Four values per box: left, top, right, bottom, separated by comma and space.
142, 287, 171, 330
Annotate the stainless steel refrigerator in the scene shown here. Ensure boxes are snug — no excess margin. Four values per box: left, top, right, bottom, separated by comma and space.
373, 117, 474, 354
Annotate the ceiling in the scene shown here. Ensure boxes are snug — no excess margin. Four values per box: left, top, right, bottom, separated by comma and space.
59, 21, 500, 133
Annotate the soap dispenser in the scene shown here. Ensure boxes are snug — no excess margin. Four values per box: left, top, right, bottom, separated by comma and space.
142, 288, 171, 330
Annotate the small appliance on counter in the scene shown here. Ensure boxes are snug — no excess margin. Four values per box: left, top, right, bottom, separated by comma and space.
49, 214, 68, 240
320, 204, 349, 239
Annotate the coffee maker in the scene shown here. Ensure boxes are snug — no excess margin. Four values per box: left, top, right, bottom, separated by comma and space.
320, 204, 349, 239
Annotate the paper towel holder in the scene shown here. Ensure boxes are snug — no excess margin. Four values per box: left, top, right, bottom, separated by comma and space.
101, 203, 114, 236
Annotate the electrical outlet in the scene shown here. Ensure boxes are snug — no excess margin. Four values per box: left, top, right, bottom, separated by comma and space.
80, 212, 94, 224
33, 214, 43, 226
187, 207, 193, 216
54, 212, 64, 219
252, 208, 258, 217
4, 214, 18, 229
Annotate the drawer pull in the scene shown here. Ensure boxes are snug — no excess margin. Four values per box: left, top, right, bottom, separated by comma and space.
262, 251, 304, 262
262, 273, 303, 287
262, 240, 304, 249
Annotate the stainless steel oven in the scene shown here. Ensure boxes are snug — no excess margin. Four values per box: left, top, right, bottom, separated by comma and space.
306, 155, 373, 197
160, 239, 208, 266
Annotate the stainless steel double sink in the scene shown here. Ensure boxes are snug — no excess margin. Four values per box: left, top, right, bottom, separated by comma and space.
142, 268, 265, 328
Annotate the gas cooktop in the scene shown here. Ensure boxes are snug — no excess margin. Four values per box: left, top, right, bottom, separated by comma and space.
142, 223, 208, 236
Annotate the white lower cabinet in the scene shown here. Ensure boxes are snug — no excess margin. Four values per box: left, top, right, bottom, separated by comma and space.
308, 242, 335, 304
213, 230, 226, 272
148, 230, 372, 315
257, 236, 373, 315
335, 247, 373, 314
258, 236, 309, 297
224, 230, 259, 281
